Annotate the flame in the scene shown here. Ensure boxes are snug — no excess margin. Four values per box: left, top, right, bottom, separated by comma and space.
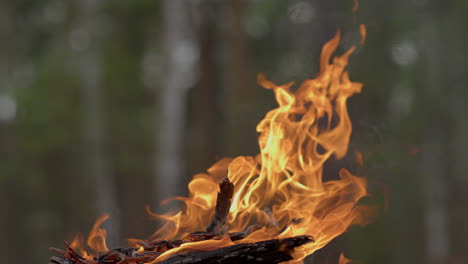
70, 233, 90, 258
87, 213, 109, 253
145, 31, 367, 262
137, 246, 145, 254
154, 234, 233, 263
352, 0, 359, 13
339, 253, 352, 264
355, 150, 364, 166
71, 30, 367, 263
67, 214, 110, 260
359, 24, 367, 44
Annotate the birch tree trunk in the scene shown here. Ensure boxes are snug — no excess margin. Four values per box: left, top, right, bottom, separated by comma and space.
155, 0, 198, 205
76, 0, 121, 248
447, 2, 468, 261
451, 97, 468, 262
419, 16, 449, 264
0, 3, 16, 262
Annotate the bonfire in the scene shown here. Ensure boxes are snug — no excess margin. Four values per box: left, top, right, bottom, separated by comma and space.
49, 30, 369, 264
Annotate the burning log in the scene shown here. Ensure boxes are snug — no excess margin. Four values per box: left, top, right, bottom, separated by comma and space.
156, 235, 313, 264
49, 245, 160, 264
205, 177, 234, 234
50, 236, 312, 264
49, 178, 313, 264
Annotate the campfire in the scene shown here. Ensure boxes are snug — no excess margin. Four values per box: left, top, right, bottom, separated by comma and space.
49, 31, 368, 264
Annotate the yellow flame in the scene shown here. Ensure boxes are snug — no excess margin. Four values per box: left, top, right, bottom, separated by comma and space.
137, 246, 145, 254
147, 31, 367, 262
152, 234, 233, 263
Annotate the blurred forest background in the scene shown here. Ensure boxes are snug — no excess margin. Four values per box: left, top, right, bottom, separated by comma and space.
1, 0, 467, 263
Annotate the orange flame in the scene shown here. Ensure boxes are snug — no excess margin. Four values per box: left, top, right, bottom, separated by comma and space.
68, 214, 110, 260
339, 253, 352, 264
145, 31, 367, 262
352, 0, 359, 13
359, 24, 367, 44
87, 213, 109, 253
355, 150, 364, 166
154, 234, 233, 262
70, 233, 90, 258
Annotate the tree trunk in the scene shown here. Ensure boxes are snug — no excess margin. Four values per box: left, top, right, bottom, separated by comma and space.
419, 16, 449, 264
447, 2, 468, 261
0, 3, 20, 263
77, 0, 121, 248
221, 0, 256, 158
186, 1, 222, 176
155, 0, 198, 205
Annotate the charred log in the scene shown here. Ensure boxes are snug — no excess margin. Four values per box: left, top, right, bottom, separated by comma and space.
49, 246, 161, 264
135, 224, 262, 252
156, 235, 313, 264
205, 177, 234, 234
50, 236, 313, 264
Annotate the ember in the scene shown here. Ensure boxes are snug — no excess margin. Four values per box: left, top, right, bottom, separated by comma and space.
49, 31, 368, 264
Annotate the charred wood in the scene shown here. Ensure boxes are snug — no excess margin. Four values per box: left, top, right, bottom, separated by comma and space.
156, 235, 313, 264
49, 178, 314, 264
205, 178, 234, 234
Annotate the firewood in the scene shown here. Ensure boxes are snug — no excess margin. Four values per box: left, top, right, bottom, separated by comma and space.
205, 178, 234, 234
135, 224, 262, 252
155, 235, 313, 264
97, 248, 160, 264
49, 178, 315, 264
49, 246, 161, 264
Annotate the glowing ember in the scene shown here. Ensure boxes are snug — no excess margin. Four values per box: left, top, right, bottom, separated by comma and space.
56, 31, 368, 264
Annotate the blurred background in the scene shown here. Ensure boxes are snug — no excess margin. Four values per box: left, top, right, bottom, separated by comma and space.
1, 0, 467, 263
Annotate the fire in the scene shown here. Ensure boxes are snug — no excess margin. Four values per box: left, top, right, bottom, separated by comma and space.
147, 31, 367, 262
67, 31, 368, 263
339, 253, 352, 264
87, 213, 110, 253
359, 24, 367, 44
69, 213, 110, 260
